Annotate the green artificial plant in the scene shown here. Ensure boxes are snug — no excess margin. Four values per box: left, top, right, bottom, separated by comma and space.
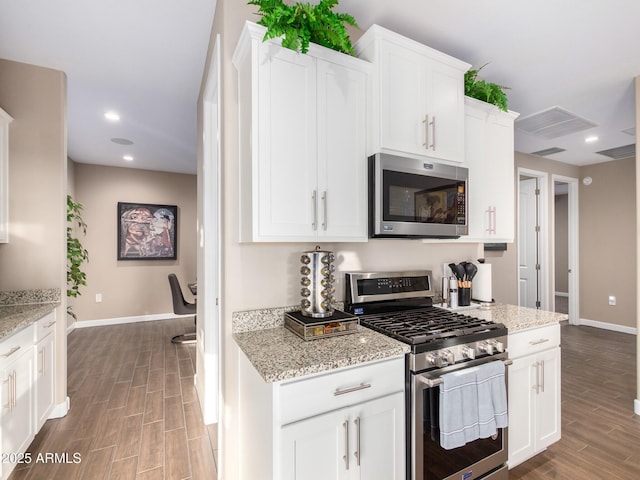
248, 0, 358, 55
67, 195, 89, 319
464, 64, 510, 112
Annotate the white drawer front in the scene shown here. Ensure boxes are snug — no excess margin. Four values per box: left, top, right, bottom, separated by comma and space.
0, 324, 35, 367
509, 323, 560, 359
35, 311, 56, 341
278, 356, 404, 425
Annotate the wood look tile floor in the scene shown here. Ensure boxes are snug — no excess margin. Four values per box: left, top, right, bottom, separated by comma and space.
9, 317, 217, 480
510, 323, 640, 479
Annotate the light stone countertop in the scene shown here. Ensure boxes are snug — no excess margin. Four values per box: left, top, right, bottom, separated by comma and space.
458, 303, 566, 332
234, 323, 410, 383
0, 303, 59, 340
233, 302, 565, 384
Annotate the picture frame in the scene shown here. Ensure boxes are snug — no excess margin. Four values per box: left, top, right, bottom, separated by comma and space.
117, 202, 178, 260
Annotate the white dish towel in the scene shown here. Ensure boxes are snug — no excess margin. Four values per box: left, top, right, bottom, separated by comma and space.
439, 360, 508, 450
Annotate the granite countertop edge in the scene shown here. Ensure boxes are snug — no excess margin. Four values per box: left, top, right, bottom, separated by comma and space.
0, 288, 62, 340
232, 302, 565, 384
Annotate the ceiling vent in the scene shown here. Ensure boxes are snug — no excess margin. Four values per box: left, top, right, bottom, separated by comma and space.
595, 143, 636, 160
530, 147, 566, 157
622, 127, 636, 136
515, 106, 597, 139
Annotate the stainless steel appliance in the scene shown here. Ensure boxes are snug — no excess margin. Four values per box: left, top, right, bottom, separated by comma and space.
369, 153, 469, 238
345, 271, 510, 480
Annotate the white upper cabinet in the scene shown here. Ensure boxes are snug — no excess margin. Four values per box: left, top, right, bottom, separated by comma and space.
464, 97, 519, 242
0, 107, 12, 244
355, 25, 469, 163
233, 22, 370, 242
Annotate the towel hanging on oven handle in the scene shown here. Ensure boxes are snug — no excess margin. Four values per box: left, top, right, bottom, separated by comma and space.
419, 358, 513, 388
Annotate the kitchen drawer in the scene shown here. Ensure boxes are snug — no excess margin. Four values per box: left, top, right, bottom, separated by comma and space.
0, 324, 35, 367
508, 323, 560, 359
35, 311, 56, 341
278, 356, 404, 425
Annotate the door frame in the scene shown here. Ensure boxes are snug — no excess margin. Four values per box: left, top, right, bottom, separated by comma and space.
552, 175, 579, 324
517, 168, 550, 310
196, 35, 221, 426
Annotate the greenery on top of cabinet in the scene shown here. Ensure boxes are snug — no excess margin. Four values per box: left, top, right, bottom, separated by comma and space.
464, 64, 510, 112
67, 195, 89, 319
248, 0, 358, 55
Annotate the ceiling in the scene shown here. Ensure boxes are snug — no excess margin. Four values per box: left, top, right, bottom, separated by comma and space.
1, 0, 638, 175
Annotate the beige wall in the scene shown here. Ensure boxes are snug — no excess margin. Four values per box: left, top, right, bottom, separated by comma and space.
580, 157, 636, 328
0, 58, 68, 405
71, 163, 197, 323
555, 194, 569, 293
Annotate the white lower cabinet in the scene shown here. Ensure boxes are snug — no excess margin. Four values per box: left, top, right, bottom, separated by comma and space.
0, 310, 56, 480
238, 353, 405, 480
508, 324, 561, 468
280, 391, 404, 480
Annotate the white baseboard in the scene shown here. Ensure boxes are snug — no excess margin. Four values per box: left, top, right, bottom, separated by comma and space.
635, 399, 640, 416
49, 396, 70, 418
577, 318, 637, 335
554, 292, 569, 297
74, 312, 193, 329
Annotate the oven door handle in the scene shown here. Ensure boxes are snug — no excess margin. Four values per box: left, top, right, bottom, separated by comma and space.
418, 358, 513, 388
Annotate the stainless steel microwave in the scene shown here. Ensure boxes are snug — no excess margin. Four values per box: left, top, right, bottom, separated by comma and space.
369, 153, 469, 238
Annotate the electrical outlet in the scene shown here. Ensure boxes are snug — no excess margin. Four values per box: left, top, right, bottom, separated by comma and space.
96, 293, 102, 303
608, 295, 616, 306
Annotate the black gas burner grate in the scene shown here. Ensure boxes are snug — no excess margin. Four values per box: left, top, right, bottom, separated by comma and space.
359, 307, 502, 346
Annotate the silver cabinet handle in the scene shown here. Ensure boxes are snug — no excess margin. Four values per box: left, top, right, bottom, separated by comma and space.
532, 362, 539, 394
312, 190, 318, 230
12, 371, 16, 410
1, 346, 20, 358
334, 383, 371, 396
422, 114, 430, 148
529, 338, 549, 346
322, 191, 327, 231
41, 346, 46, 378
430, 116, 436, 150
354, 417, 361, 466
540, 359, 545, 393
2, 377, 10, 411
343, 420, 349, 470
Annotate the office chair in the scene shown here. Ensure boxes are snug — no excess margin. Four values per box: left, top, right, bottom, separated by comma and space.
168, 273, 197, 344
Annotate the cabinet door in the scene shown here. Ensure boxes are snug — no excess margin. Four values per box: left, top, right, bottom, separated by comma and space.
427, 60, 465, 163
256, 45, 317, 240
35, 333, 55, 429
280, 408, 349, 480
316, 59, 368, 241
355, 392, 405, 480
378, 41, 429, 156
507, 356, 536, 468
535, 347, 561, 450
1, 349, 34, 471
464, 103, 490, 240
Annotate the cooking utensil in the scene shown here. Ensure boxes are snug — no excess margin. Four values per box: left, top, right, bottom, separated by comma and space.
448, 263, 459, 279
453, 263, 466, 282
464, 262, 476, 282
468, 262, 478, 281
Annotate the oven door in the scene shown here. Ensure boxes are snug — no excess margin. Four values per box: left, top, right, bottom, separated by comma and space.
411, 355, 510, 480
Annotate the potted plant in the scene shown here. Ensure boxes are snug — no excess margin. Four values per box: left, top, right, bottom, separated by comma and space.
67, 195, 89, 319
248, 0, 358, 55
464, 64, 510, 112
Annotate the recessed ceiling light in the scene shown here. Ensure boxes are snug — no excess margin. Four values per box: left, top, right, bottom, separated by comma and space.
104, 111, 120, 122
111, 137, 134, 145
123, 155, 134, 161
585, 135, 599, 143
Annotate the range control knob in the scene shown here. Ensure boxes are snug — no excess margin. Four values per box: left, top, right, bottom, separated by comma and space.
442, 349, 454, 366
479, 341, 494, 355
489, 339, 505, 353
461, 346, 476, 360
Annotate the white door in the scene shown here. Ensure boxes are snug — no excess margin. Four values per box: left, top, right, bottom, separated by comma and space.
197, 36, 221, 425
519, 177, 539, 308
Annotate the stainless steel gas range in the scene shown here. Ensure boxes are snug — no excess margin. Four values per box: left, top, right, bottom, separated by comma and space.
345, 271, 510, 480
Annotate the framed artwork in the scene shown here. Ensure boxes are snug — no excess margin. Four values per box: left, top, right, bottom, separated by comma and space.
117, 202, 177, 260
